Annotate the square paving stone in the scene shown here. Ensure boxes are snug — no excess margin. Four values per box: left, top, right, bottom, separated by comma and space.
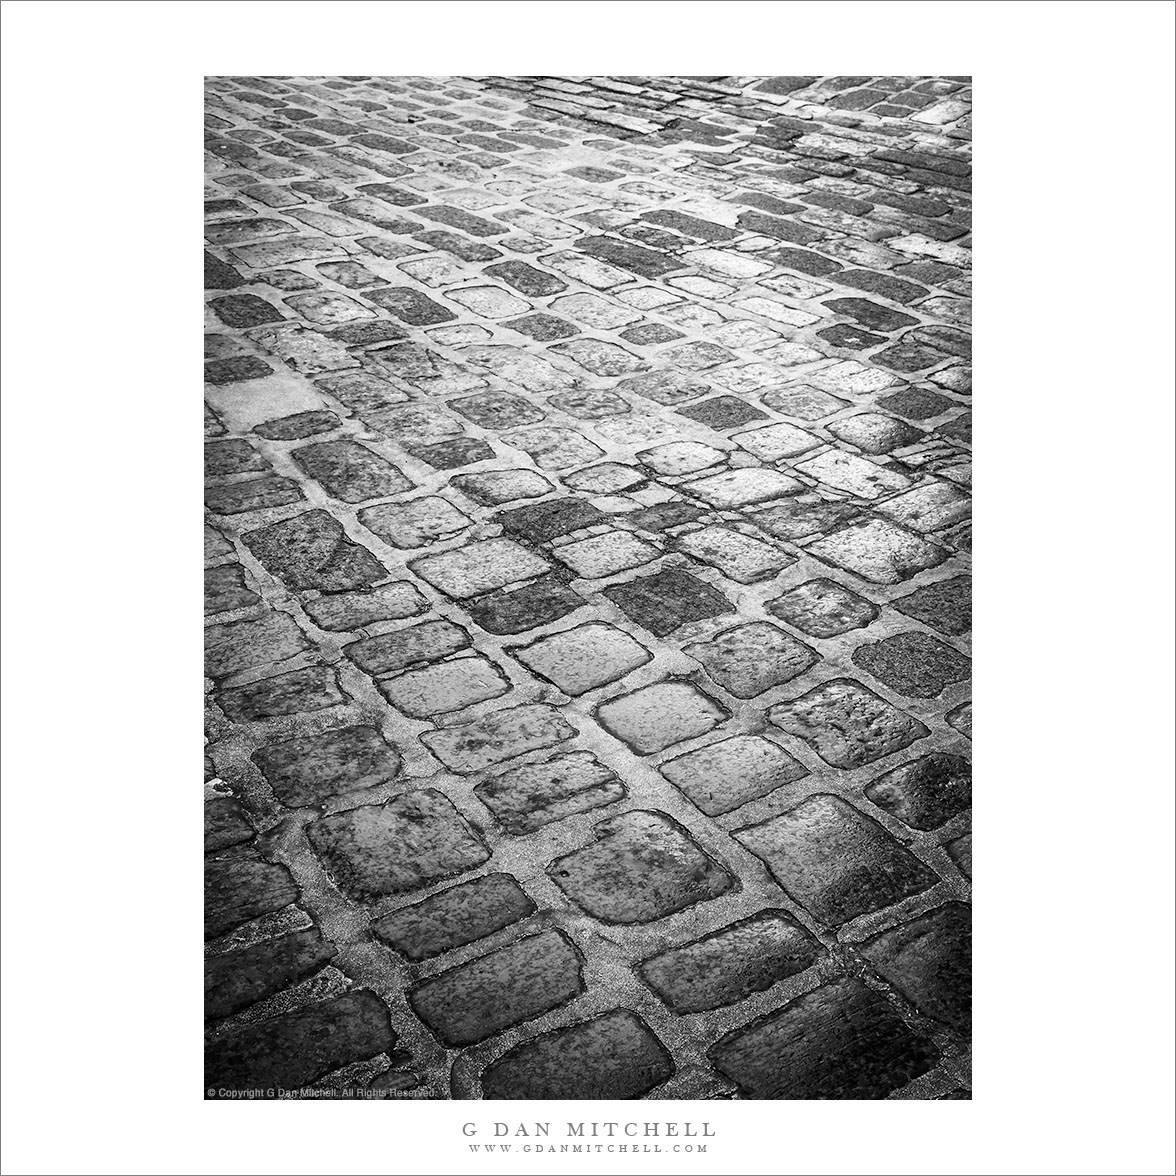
732, 422, 822, 461
204, 564, 260, 615
377, 655, 511, 718
603, 568, 732, 637
205, 990, 395, 1094
709, 977, 939, 1099
409, 538, 551, 599
675, 526, 794, 584
208, 293, 287, 328
859, 902, 971, 1032
617, 369, 713, 405
292, 440, 415, 503
463, 576, 587, 636
307, 789, 490, 901
448, 389, 544, 429
794, 450, 912, 499
735, 794, 939, 925
217, 666, 346, 722
807, 518, 947, 584
506, 312, 579, 341
410, 436, 497, 470
495, 496, 606, 541
303, 581, 427, 631
876, 387, 956, 420
205, 612, 311, 679
481, 1009, 674, 1100
358, 497, 472, 549
768, 678, 929, 768
253, 725, 402, 808
760, 384, 850, 420
373, 873, 535, 961
345, 619, 470, 676
548, 810, 733, 923
639, 910, 822, 1014
420, 703, 576, 774
595, 680, 728, 755
659, 733, 810, 816
205, 439, 270, 477
205, 927, 336, 1021
826, 412, 924, 454
205, 856, 300, 940
677, 395, 769, 430
243, 510, 386, 592
504, 425, 604, 469
547, 387, 632, 419
753, 496, 863, 542
205, 475, 305, 515
894, 574, 970, 636
475, 750, 627, 834
408, 930, 584, 1046
876, 481, 971, 533
851, 631, 970, 698
451, 469, 554, 506
554, 530, 661, 579
681, 468, 801, 508
638, 440, 727, 476
766, 577, 880, 638
864, 752, 972, 831
685, 621, 819, 699
510, 622, 651, 697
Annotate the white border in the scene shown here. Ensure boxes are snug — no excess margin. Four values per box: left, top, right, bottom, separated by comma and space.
2, 2, 1173, 1174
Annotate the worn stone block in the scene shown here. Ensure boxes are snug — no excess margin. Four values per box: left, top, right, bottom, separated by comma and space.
253, 725, 401, 807
421, 704, 576, 774
685, 622, 818, 699
476, 751, 626, 834
244, 510, 386, 592
205, 856, 299, 940
852, 631, 970, 698
766, 577, 879, 638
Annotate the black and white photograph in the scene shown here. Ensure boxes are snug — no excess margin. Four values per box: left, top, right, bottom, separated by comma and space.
201, 70, 976, 1103
2, 2, 1174, 1174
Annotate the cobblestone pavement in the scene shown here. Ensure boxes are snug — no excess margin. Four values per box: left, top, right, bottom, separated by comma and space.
204, 74, 971, 1101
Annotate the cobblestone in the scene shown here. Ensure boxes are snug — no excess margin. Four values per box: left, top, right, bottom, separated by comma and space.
206, 73, 971, 1100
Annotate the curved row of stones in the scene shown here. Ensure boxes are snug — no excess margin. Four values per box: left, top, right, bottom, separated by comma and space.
204, 73, 972, 1100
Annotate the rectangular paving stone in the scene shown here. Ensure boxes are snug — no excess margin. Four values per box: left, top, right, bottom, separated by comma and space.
217, 666, 346, 722
463, 576, 587, 635
205, 612, 310, 679
639, 910, 822, 1013
659, 734, 809, 816
852, 630, 970, 698
893, 573, 970, 636
243, 509, 386, 592
735, 793, 939, 924
307, 789, 490, 901
206, 990, 396, 1093
709, 977, 939, 1099
302, 581, 428, 631
675, 526, 794, 584
409, 537, 551, 599
365, 286, 457, 325
408, 930, 584, 1046
205, 856, 300, 940
205, 927, 337, 1021
346, 619, 470, 676
476, 750, 626, 834
682, 468, 801, 508
420, 703, 576, 774
481, 1009, 673, 1100
549, 810, 733, 924
291, 440, 414, 503
373, 873, 535, 962
603, 568, 732, 637
483, 259, 568, 296
204, 564, 260, 615
807, 518, 947, 584
205, 475, 305, 515
769, 677, 929, 768
766, 577, 880, 638
496, 496, 607, 542
417, 205, 508, 236
253, 724, 401, 808
204, 796, 255, 853
378, 654, 511, 718
576, 234, 685, 278
509, 621, 651, 697
204, 355, 275, 384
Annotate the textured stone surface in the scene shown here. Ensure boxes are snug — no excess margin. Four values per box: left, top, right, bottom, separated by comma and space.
307, 790, 490, 900
639, 910, 822, 1013
373, 873, 535, 961
481, 1010, 674, 1100
408, 930, 583, 1045
709, 978, 940, 1099
735, 794, 939, 924
205, 72, 971, 1101
550, 810, 733, 923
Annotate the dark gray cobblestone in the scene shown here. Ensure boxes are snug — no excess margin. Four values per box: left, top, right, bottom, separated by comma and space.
205, 73, 970, 1101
